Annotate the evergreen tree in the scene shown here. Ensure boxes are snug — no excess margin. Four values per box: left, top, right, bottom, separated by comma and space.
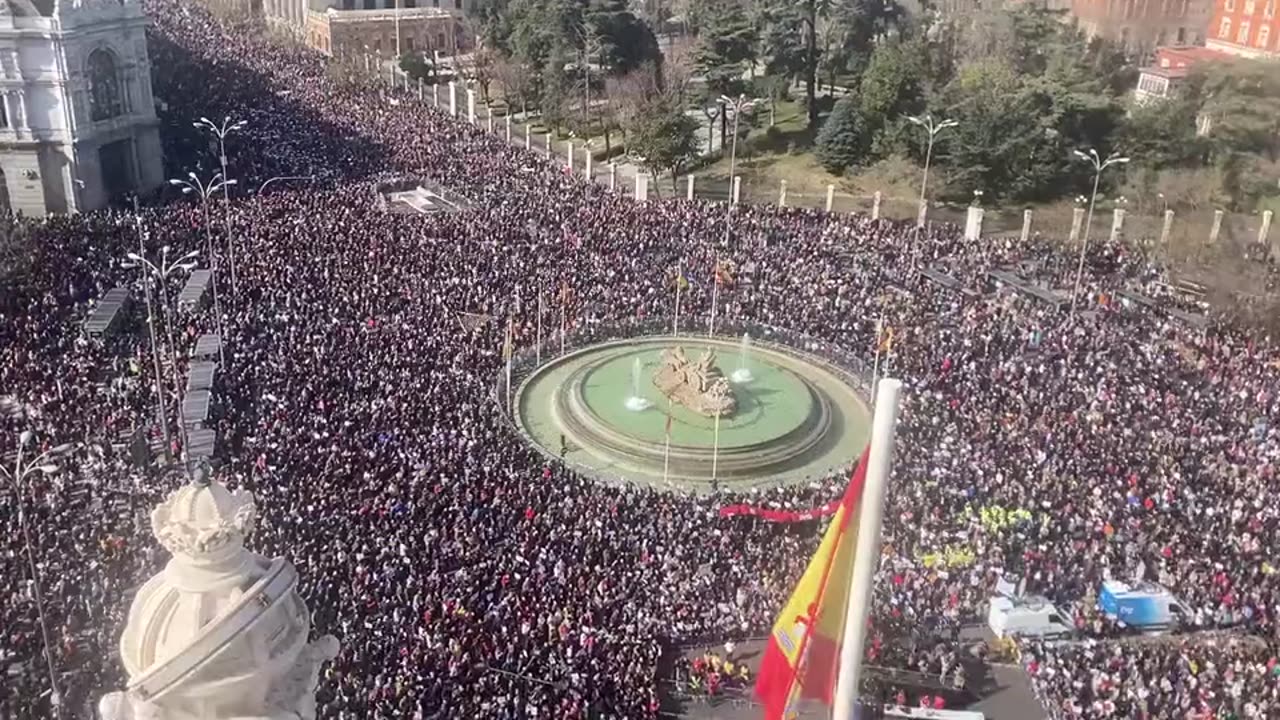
692, 0, 757, 96
815, 95, 865, 173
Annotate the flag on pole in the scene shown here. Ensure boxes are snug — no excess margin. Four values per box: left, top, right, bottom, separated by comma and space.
878, 326, 895, 353
714, 260, 734, 288
754, 450, 870, 718
673, 266, 690, 291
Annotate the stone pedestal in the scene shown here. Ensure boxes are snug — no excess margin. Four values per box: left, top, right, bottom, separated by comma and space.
916, 199, 928, 228
1160, 209, 1175, 246
448, 81, 457, 115
609, 162, 617, 190
432, 83, 439, 106
872, 191, 882, 220
584, 151, 592, 179
567, 142, 574, 174
964, 206, 984, 241
731, 176, 741, 205
687, 174, 695, 201
635, 173, 649, 202
1259, 209, 1272, 247
1209, 209, 1224, 244
778, 179, 788, 206
524, 124, 530, 148
505, 114, 512, 141
826, 184, 835, 212
1020, 209, 1033, 242
466, 89, 476, 123
1069, 207, 1086, 245
1110, 208, 1126, 243
545, 133, 553, 157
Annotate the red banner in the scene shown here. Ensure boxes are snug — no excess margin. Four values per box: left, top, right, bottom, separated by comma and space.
718, 499, 841, 523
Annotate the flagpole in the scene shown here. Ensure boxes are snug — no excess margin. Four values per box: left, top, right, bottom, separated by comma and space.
505, 317, 514, 414
833, 378, 902, 718
673, 261, 682, 337
710, 410, 720, 484
709, 259, 719, 337
870, 314, 884, 401
560, 284, 567, 357
662, 397, 673, 485
536, 292, 543, 366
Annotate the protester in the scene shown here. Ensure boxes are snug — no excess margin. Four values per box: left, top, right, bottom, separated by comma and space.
3, 1, 1280, 719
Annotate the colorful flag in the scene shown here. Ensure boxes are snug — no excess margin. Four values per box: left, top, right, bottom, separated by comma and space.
714, 261, 734, 288
674, 267, 690, 291
878, 327, 895, 353
754, 450, 869, 718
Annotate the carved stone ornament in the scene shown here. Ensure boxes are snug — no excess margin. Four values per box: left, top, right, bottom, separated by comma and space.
150, 483, 257, 560
653, 347, 737, 418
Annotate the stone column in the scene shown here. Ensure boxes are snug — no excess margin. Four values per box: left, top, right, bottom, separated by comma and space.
731, 176, 741, 205
417, 77, 423, 100
432, 83, 439, 106
584, 150, 592, 179
964, 206, 985, 241
1020, 209, 1033, 243
778, 179, 788, 207
609, 162, 617, 190
687, 174, 695, 201
486, 109, 494, 133
635, 173, 649, 202
505, 114, 511, 142
1258, 209, 1272, 246
872, 191, 882, 221
916, 199, 928, 228
466, 89, 476, 123
825, 184, 834, 212
1110, 208, 1126, 243
545, 132, 552, 157
1068, 207, 1085, 245
1209, 209, 1224, 244
566, 142, 574, 175
448, 81, 457, 115
1160, 209, 1175, 246
524, 124, 530, 148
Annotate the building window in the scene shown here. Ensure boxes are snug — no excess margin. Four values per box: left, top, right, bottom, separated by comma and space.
1225, 0, 1234, 11
0, 98, 7, 129
406, 37, 415, 51
1177, 26, 1186, 42
87, 49, 124, 121
1238, 20, 1250, 42
1244, 0, 1255, 13
436, 32, 445, 47
364, 0, 375, 8
1266, 0, 1275, 17
1219, 16, 1232, 37
1259, 24, 1271, 47
405, 0, 416, 5
454, 0, 462, 7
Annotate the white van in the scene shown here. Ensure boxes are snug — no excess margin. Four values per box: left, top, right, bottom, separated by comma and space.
987, 595, 1073, 640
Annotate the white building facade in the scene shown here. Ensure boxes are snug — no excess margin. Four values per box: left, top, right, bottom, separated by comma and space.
0, 0, 162, 216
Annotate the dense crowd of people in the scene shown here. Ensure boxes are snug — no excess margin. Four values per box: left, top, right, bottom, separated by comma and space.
3, 1, 1280, 719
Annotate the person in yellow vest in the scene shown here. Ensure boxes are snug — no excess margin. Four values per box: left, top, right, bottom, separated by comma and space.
723, 660, 736, 677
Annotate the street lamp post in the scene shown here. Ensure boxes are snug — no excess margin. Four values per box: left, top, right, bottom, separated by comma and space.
906, 114, 958, 269
169, 172, 236, 366
194, 116, 247, 294
130, 201, 173, 463
1070, 148, 1130, 312
718, 94, 759, 248
2, 432, 76, 719
124, 245, 201, 480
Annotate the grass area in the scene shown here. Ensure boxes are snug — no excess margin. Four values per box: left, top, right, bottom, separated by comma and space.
694, 99, 849, 200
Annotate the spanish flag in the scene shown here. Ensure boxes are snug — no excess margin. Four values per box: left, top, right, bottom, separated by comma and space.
754, 450, 869, 718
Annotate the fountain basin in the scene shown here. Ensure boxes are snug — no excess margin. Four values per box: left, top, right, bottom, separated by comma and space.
514, 336, 871, 492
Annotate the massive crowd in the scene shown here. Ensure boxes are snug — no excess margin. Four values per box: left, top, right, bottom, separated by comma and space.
2, 1, 1280, 719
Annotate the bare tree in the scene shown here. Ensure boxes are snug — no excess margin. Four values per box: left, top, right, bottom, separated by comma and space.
494, 56, 534, 119
661, 36, 696, 107
575, 24, 605, 134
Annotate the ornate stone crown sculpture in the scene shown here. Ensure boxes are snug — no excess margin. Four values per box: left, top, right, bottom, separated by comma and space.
654, 346, 737, 417
98, 476, 337, 720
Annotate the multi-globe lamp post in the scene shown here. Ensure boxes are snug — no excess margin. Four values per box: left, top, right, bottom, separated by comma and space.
194, 116, 247, 294
906, 114, 957, 270
169, 172, 236, 365
124, 245, 201, 480
2, 432, 75, 719
1070, 148, 1130, 312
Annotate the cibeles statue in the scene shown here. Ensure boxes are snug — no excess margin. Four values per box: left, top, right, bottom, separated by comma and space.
99, 475, 338, 720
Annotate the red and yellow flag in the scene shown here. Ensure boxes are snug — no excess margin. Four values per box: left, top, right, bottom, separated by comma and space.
754, 450, 869, 718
